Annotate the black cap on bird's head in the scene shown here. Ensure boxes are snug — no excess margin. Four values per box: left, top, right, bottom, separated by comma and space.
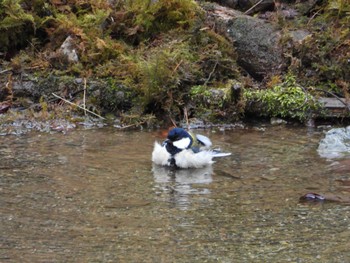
167, 128, 190, 141
163, 128, 193, 156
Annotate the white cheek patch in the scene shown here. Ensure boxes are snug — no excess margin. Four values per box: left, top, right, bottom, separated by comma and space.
173, 137, 191, 149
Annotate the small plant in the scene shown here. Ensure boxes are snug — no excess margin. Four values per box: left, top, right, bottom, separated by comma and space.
244, 75, 321, 121
189, 85, 211, 98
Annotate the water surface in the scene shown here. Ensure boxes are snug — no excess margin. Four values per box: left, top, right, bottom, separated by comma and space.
1, 125, 349, 262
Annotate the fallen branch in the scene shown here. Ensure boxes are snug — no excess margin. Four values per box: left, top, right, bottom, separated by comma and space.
244, 0, 264, 15
0, 69, 11, 74
52, 93, 105, 119
315, 88, 350, 111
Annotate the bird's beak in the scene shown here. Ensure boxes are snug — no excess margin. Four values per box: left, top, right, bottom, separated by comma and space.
162, 139, 172, 146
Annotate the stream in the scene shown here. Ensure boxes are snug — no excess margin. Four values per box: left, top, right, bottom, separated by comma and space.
0, 124, 349, 262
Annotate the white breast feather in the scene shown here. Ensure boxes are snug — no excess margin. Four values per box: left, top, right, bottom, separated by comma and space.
152, 142, 171, 166
174, 149, 214, 169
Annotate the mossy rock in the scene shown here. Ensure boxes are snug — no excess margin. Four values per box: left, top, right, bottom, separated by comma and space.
98, 81, 137, 115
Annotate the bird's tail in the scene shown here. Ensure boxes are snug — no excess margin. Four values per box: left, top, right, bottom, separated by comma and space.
212, 149, 231, 158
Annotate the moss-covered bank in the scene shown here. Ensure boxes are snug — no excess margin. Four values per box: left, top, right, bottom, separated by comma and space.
0, 0, 349, 127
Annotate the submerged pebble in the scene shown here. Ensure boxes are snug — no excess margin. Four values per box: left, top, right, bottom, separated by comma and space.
299, 193, 325, 202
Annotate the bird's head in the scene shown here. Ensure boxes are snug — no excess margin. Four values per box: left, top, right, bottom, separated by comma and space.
163, 128, 193, 156
167, 128, 190, 141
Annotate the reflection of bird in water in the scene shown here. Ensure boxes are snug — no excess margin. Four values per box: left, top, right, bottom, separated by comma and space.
152, 164, 213, 209
152, 164, 213, 185
152, 127, 231, 169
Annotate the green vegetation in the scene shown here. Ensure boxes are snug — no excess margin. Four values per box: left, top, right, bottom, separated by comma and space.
0, 0, 240, 123
189, 80, 244, 122
244, 75, 321, 122
0, 0, 35, 51
290, 0, 350, 95
0, 0, 349, 125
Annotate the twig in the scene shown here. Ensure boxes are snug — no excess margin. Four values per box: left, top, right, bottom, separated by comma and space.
0, 69, 11, 74
172, 60, 183, 74
296, 84, 309, 107
184, 107, 189, 129
52, 93, 105, 119
83, 77, 87, 116
244, 0, 264, 15
48, 89, 85, 103
169, 117, 177, 128
204, 60, 218, 86
315, 88, 350, 111
5, 74, 13, 102
307, 9, 322, 26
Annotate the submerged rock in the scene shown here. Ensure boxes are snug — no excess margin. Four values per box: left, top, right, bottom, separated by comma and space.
317, 126, 350, 158
299, 193, 325, 202
299, 192, 350, 204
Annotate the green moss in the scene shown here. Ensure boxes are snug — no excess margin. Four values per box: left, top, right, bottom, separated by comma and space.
0, 0, 238, 123
99, 78, 137, 114
188, 80, 243, 123
112, 0, 200, 44
0, 0, 35, 51
291, 0, 350, 89
136, 37, 198, 106
244, 75, 321, 121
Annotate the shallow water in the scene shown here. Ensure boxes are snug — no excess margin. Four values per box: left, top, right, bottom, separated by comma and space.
0, 125, 350, 262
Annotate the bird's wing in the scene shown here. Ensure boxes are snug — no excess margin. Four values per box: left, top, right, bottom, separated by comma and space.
173, 137, 191, 149
195, 134, 212, 147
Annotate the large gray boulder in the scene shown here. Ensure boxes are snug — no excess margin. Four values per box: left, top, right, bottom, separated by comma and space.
203, 3, 285, 80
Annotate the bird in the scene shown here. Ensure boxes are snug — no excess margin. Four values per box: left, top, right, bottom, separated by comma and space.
152, 127, 231, 169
